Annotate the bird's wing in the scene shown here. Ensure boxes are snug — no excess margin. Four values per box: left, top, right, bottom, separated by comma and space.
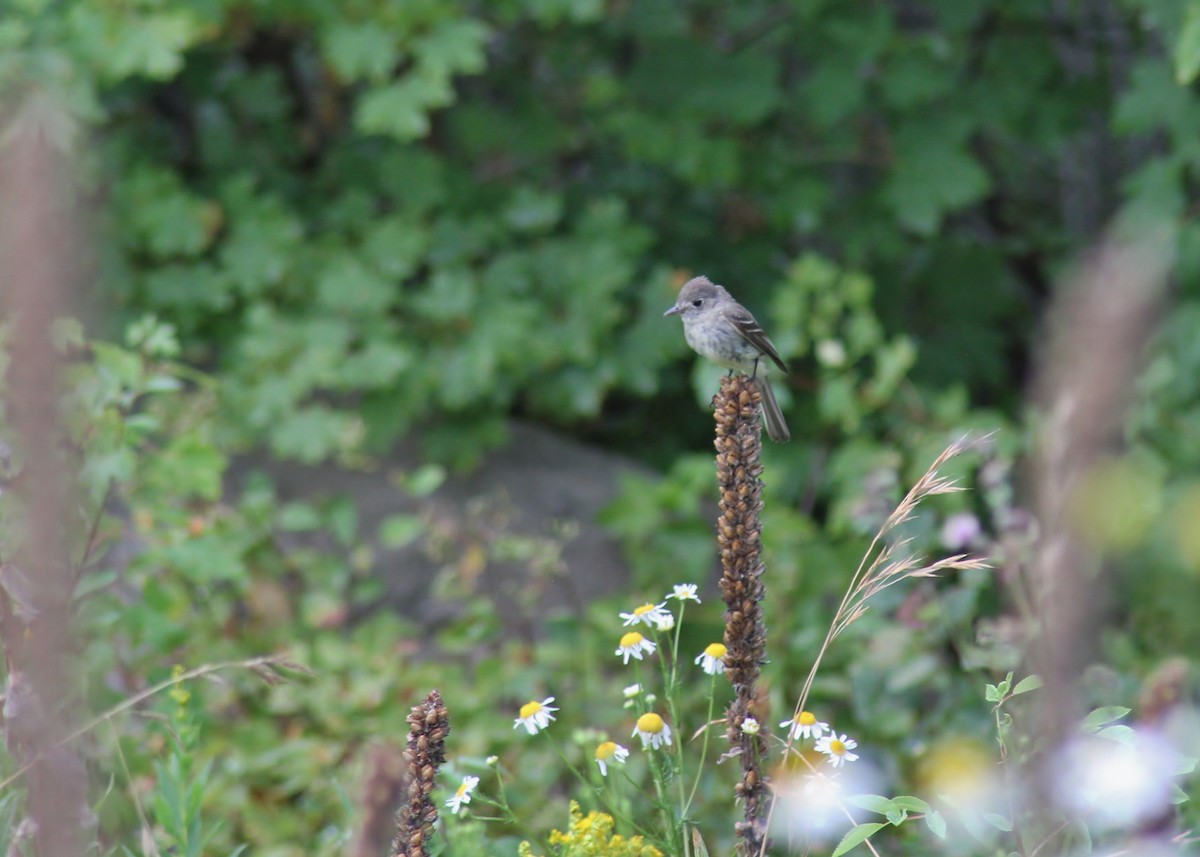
728, 307, 788, 373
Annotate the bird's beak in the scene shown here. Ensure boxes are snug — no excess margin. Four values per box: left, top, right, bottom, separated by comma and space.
663, 304, 681, 317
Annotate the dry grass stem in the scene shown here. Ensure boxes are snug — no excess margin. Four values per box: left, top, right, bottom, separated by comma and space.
758, 435, 990, 857
792, 434, 990, 714
0, 654, 300, 795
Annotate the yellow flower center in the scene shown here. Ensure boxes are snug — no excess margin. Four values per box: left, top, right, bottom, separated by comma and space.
633, 603, 656, 615
798, 711, 816, 726
596, 741, 617, 761
519, 700, 543, 719
619, 632, 644, 648
456, 782, 471, 797
704, 643, 728, 658
636, 712, 665, 734
830, 738, 846, 755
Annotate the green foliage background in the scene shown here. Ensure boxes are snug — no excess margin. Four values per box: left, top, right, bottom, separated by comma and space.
1, 0, 1199, 853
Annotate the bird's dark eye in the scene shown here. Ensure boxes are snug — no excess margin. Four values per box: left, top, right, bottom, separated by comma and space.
692, 299, 703, 307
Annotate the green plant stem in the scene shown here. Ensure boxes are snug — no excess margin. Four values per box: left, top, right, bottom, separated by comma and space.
547, 735, 589, 792
993, 696, 1029, 857
683, 674, 720, 816
669, 602, 686, 689
485, 769, 542, 845
602, 771, 662, 842
642, 742, 676, 854
106, 720, 157, 853
647, 618, 689, 826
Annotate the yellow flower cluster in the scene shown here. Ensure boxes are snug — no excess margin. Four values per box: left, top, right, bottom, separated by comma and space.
519, 802, 663, 857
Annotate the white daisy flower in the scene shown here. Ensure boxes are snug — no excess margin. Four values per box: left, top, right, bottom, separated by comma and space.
815, 732, 859, 767
595, 741, 630, 776
741, 717, 760, 736
445, 775, 479, 815
669, 584, 700, 602
780, 710, 830, 742
652, 612, 676, 632
633, 712, 673, 750
695, 643, 728, 675
620, 602, 670, 627
615, 632, 657, 664
513, 697, 558, 735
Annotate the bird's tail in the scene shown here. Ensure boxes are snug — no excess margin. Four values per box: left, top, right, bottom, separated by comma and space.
758, 376, 790, 443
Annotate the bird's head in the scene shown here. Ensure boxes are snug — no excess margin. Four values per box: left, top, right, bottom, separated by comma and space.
663, 276, 726, 318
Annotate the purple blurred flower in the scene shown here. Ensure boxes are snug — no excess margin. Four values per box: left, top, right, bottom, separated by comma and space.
941, 512, 982, 550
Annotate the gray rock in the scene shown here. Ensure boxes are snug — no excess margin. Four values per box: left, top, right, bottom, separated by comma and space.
230, 421, 650, 632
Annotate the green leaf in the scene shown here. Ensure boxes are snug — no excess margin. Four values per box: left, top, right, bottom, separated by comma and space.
379, 514, 422, 550
414, 18, 489, 76
891, 796, 931, 814
278, 502, 321, 532
144, 434, 227, 502
984, 683, 1001, 702
270, 406, 353, 464
356, 78, 435, 140
832, 822, 886, 857
217, 180, 302, 296
1114, 60, 1194, 136
70, 6, 205, 81
412, 267, 477, 322
865, 336, 917, 404
144, 374, 183, 394
844, 794, 895, 815
883, 121, 991, 235
1096, 724, 1137, 745
74, 569, 118, 600
362, 215, 429, 279
163, 537, 246, 584
1118, 157, 1186, 233
328, 497, 359, 546
153, 758, 184, 836
52, 317, 86, 351
983, 812, 1013, 831
314, 256, 393, 315
513, 0, 605, 25
924, 810, 947, 839
881, 47, 955, 109
1174, 1, 1200, 85
321, 21, 399, 82
628, 38, 781, 125
505, 186, 564, 233
118, 166, 221, 259
81, 448, 136, 501
1081, 706, 1131, 732
1012, 674, 1043, 696
400, 464, 447, 497
334, 340, 413, 389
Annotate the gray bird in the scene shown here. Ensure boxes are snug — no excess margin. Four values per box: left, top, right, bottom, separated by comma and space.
664, 275, 790, 442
